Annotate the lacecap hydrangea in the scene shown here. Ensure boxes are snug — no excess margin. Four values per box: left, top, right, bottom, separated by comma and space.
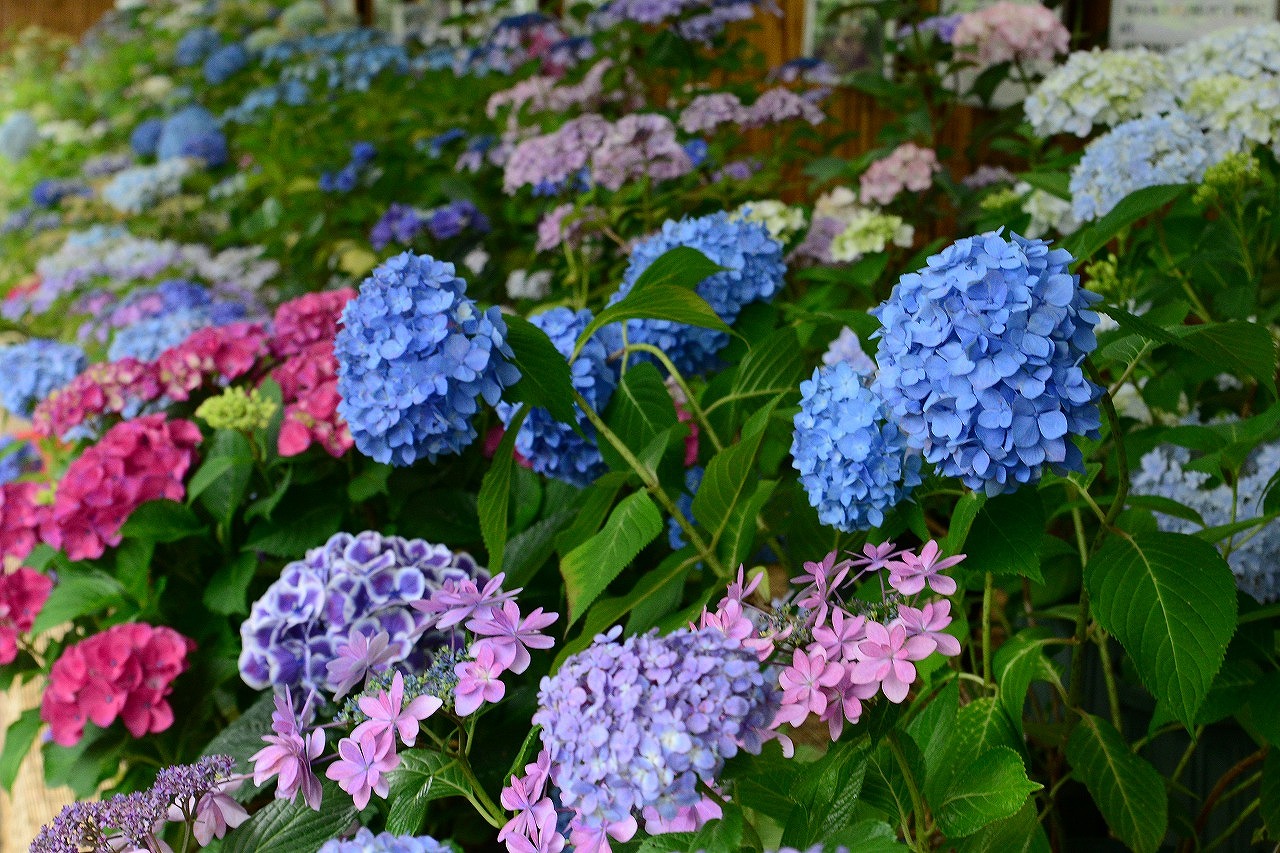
496, 307, 621, 488
871, 231, 1102, 496
533, 626, 778, 846
335, 253, 521, 466
239, 530, 486, 693
608, 212, 785, 376
318, 829, 451, 853
792, 362, 921, 531
0, 339, 87, 418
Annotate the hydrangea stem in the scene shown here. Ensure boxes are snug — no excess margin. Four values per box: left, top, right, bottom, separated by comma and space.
624, 342, 723, 452
887, 731, 930, 852
981, 571, 995, 690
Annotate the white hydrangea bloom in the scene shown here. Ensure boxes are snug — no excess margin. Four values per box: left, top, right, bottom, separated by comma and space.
731, 199, 807, 241
1025, 47, 1176, 138
1168, 22, 1280, 87
1015, 181, 1079, 238
1182, 74, 1280, 147
828, 209, 913, 262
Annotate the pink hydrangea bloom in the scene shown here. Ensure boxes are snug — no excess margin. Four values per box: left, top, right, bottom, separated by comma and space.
41, 622, 193, 746
251, 692, 325, 810
32, 358, 162, 440
886, 540, 963, 596
592, 114, 693, 192
325, 727, 400, 810
951, 2, 1069, 69
0, 482, 45, 563
467, 600, 558, 674
0, 566, 52, 664
455, 642, 508, 716
895, 600, 961, 656
354, 671, 443, 747
269, 288, 354, 358
273, 341, 353, 458
859, 143, 940, 205
678, 92, 747, 133
741, 87, 826, 128
155, 322, 268, 401
773, 647, 844, 727
849, 621, 934, 703
535, 204, 603, 253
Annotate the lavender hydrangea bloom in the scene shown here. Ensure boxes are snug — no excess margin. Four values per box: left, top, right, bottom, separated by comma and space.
533, 626, 778, 839
370, 204, 425, 250
872, 231, 1101, 496
130, 118, 164, 157
174, 27, 221, 67
157, 105, 228, 168
792, 362, 921, 531
239, 530, 486, 693
335, 253, 521, 466
0, 340, 87, 418
204, 43, 250, 85
898, 14, 963, 42
609, 213, 786, 376
318, 829, 452, 853
427, 200, 489, 240
108, 303, 245, 362
496, 307, 621, 487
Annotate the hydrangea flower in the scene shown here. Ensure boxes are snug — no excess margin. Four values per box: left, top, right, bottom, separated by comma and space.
174, 27, 221, 67
129, 117, 165, 157
203, 42, 250, 85
107, 303, 219, 360
1017, 181, 1079, 239
951, 2, 1068, 69
335, 253, 520, 466
1024, 48, 1176, 138
1167, 22, 1280, 87
0, 482, 44, 564
496, 307, 621, 487
535, 204, 601, 253
533, 626, 778, 848
791, 362, 920, 531
871, 230, 1102, 495
1183, 74, 1280, 149
42, 622, 194, 746
370, 203, 426, 250
0, 339, 87, 418
157, 105, 228, 168
238, 530, 486, 693
101, 158, 198, 214
0, 111, 38, 160
196, 386, 278, 431
0, 567, 52, 665
271, 288, 354, 358
609, 213, 785, 376
829, 208, 914, 262
678, 92, 747, 133
1069, 111, 1235, 221
319, 829, 452, 853
742, 87, 827, 128
859, 143, 939, 205
591, 0, 763, 43
732, 200, 807, 241
822, 327, 876, 374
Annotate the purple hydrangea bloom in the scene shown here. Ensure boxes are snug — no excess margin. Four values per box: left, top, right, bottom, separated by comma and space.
496, 307, 622, 487
238, 530, 486, 693
321, 142, 377, 194
0, 339, 87, 418
871, 231, 1102, 496
318, 829, 452, 853
31, 179, 89, 208
898, 14, 964, 43
609, 212, 786, 376
370, 204, 425, 250
157, 105, 228, 168
426, 200, 489, 241
130, 118, 165, 157
334, 253, 521, 466
534, 626, 778, 839
791, 362, 921, 531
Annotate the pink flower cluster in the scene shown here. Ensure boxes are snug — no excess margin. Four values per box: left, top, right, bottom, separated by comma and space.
740, 87, 826, 128
0, 482, 45, 563
270, 289, 355, 458
155, 322, 267, 401
535, 204, 603, 253
487, 60, 619, 122
0, 567, 52, 664
269, 288, 353, 359
951, 2, 1069, 69
500, 750, 567, 853
698, 541, 963, 747
859, 143, 941, 205
678, 92, 748, 134
41, 622, 194, 746
41, 414, 201, 561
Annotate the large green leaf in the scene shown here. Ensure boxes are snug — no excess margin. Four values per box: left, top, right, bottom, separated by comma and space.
0, 709, 41, 791
780, 738, 870, 847
927, 698, 1021, 802
202, 551, 260, 616
245, 500, 344, 558
715, 326, 805, 428
119, 499, 205, 542
476, 406, 527, 574
934, 747, 1041, 839
188, 429, 254, 524
561, 490, 662, 625
503, 508, 576, 587
384, 749, 472, 835
1084, 531, 1237, 727
691, 401, 776, 554
32, 567, 126, 633
503, 314, 580, 427
994, 629, 1063, 737
1064, 184, 1188, 262
962, 492, 1044, 583
222, 780, 356, 853
627, 245, 724, 294
603, 361, 677, 465
1065, 714, 1168, 853
1171, 321, 1278, 394
576, 284, 732, 362
201, 692, 276, 802
957, 798, 1049, 853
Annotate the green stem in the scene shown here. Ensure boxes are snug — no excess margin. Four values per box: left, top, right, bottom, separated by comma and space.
887, 732, 930, 852
1203, 800, 1259, 853
453, 751, 506, 829
1095, 629, 1123, 732
981, 571, 995, 691
1170, 727, 1206, 786
625, 342, 723, 452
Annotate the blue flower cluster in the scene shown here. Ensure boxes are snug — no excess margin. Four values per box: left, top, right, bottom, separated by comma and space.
1131, 440, 1280, 603
369, 201, 489, 250
427, 200, 489, 241
0, 111, 38, 161
533, 626, 777, 835
0, 436, 38, 486
31, 179, 89, 208
223, 79, 310, 123
421, 128, 465, 159
129, 118, 164, 157
173, 26, 221, 67
320, 141, 376, 193
318, 829, 451, 853
369, 203, 424, 250
157, 105, 228, 168
239, 530, 486, 693
496, 307, 621, 487
100, 159, 193, 214
609, 213, 786, 376
792, 362, 921, 531
203, 42, 250, 85
335, 253, 521, 466
108, 303, 244, 362
872, 231, 1101, 496
0, 339, 87, 418
1070, 112, 1234, 221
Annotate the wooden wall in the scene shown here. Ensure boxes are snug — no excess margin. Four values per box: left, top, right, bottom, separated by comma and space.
0, 0, 114, 36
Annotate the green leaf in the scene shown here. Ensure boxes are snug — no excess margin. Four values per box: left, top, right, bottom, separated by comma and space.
561, 491, 662, 625
781, 738, 870, 846
189, 430, 254, 523
717, 479, 777, 569
690, 802, 745, 853
934, 747, 1041, 838
994, 629, 1063, 737
1019, 171, 1070, 200
862, 736, 922, 827
604, 361, 677, 465
1065, 713, 1168, 853
928, 698, 1022, 802
958, 799, 1049, 853
720, 326, 805, 427
201, 692, 276, 802
1085, 531, 1237, 727
504, 314, 580, 427
477, 407, 527, 575
576, 284, 732, 361
1171, 321, 1278, 394
555, 472, 628, 555
0, 709, 41, 792
906, 681, 959, 786
691, 401, 776, 553
347, 464, 392, 503
245, 501, 344, 558
945, 492, 986, 553
963, 492, 1044, 583
33, 567, 126, 633
385, 749, 472, 835
203, 551, 259, 616
222, 780, 357, 853
120, 499, 205, 542
627, 245, 725, 294
1064, 184, 1188, 262
503, 508, 576, 587
1262, 750, 1280, 840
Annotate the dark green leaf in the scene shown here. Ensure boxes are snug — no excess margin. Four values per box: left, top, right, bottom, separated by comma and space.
934, 747, 1041, 838
504, 509, 576, 587
1064, 184, 1188, 262
120, 499, 205, 542
1171, 321, 1278, 394
1066, 714, 1168, 853
604, 361, 677, 465
627, 245, 724, 294
504, 314, 580, 427
477, 406, 527, 575
562, 491, 662, 625
963, 492, 1044, 583
347, 464, 392, 503
994, 629, 1063, 737
201, 692, 276, 802
245, 501, 344, 558
33, 568, 126, 633
385, 749, 472, 835
222, 780, 356, 853
577, 284, 732, 362
1262, 750, 1280, 839
692, 401, 776, 553
189, 430, 254, 523
0, 709, 41, 792
203, 551, 260, 616
957, 798, 1049, 853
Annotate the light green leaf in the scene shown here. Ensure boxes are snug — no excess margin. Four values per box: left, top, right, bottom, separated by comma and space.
562, 491, 662, 625
120, 499, 204, 542
994, 629, 1064, 737
33, 568, 125, 633
692, 401, 776, 553
627, 245, 724, 294
1085, 531, 1237, 727
576, 284, 732, 361
189, 430, 253, 523
385, 749, 472, 835
1066, 714, 1168, 853
934, 747, 1041, 838
945, 492, 986, 554
0, 709, 41, 792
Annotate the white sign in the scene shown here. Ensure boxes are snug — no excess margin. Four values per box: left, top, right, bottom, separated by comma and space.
1110, 0, 1279, 49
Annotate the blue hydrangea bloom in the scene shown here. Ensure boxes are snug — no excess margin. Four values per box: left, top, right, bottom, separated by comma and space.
203, 42, 250, 85
0, 339, 87, 418
31, 179, 88, 208
157, 105, 228, 168
792, 362, 921, 531
1070, 112, 1236, 221
318, 829, 451, 853
609, 213, 785, 376
668, 465, 704, 549
0, 436, 38, 485
239, 530, 486, 692
426, 200, 489, 241
174, 27, 221, 67
369, 204, 424, 250
335, 253, 521, 466
496, 307, 621, 488
107, 308, 220, 362
872, 231, 1102, 496
0, 111, 38, 161
130, 118, 164, 157
683, 138, 709, 168
533, 626, 778, 835
422, 128, 465, 158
